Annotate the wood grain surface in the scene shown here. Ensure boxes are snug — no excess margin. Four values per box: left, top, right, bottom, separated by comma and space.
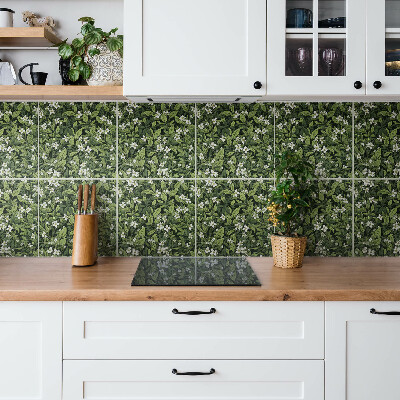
0, 27, 62, 46
0, 257, 400, 301
0, 86, 125, 101
71, 215, 98, 267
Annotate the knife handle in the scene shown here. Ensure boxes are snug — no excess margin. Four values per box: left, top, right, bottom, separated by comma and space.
91, 184, 96, 214
77, 185, 83, 214
84, 184, 89, 214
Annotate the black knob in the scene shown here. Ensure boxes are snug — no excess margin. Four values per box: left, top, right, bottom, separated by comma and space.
354, 81, 362, 89
253, 81, 262, 89
373, 81, 382, 89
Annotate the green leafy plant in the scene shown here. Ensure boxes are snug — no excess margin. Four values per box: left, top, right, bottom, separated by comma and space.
57, 17, 123, 82
267, 152, 315, 236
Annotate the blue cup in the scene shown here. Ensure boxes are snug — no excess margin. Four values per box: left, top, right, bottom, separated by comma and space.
287, 8, 313, 28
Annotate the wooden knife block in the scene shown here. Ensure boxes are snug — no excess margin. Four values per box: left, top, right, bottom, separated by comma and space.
72, 214, 98, 267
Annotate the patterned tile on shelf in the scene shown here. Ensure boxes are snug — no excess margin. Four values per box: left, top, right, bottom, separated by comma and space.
196, 179, 273, 256
355, 103, 400, 178
196, 103, 274, 178
355, 179, 400, 256
39, 180, 116, 257
118, 179, 195, 256
0, 102, 38, 178
39, 102, 116, 179
275, 102, 352, 178
118, 103, 195, 178
0, 180, 38, 256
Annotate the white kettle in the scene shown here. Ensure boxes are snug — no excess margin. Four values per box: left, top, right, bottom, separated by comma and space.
0, 60, 17, 85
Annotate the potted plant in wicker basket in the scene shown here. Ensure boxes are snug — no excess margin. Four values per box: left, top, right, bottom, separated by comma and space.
267, 152, 315, 269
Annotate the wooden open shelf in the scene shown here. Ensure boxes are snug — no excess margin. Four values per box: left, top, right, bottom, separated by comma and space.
0, 27, 62, 48
0, 86, 126, 101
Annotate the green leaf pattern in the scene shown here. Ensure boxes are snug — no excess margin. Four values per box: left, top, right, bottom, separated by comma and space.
276, 102, 352, 178
0, 181, 38, 256
355, 180, 400, 256
118, 180, 195, 256
39, 102, 116, 178
0, 101, 399, 257
39, 180, 116, 256
0, 103, 37, 178
197, 103, 274, 178
197, 180, 272, 256
118, 103, 195, 178
355, 103, 400, 178
294, 181, 352, 256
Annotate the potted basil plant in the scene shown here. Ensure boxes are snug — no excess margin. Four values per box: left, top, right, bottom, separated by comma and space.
267, 152, 315, 269
57, 17, 123, 86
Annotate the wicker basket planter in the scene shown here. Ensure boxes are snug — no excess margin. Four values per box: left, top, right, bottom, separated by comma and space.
271, 235, 307, 269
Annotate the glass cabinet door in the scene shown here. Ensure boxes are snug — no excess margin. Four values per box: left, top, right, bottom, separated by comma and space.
267, 0, 366, 95
367, 0, 400, 94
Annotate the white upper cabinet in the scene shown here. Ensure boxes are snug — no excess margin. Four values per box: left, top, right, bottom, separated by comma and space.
123, 0, 266, 100
366, 0, 400, 94
326, 302, 400, 400
267, 0, 366, 95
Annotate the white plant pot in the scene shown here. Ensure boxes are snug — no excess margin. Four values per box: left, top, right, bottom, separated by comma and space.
85, 43, 123, 87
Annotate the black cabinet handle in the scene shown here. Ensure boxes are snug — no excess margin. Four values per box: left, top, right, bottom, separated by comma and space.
373, 81, 382, 89
354, 81, 362, 89
172, 368, 216, 376
253, 81, 262, 89
172, 308, 216, 315
370, 308, 400, 315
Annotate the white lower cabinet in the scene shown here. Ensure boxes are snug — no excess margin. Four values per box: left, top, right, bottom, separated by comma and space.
63, 360, 324, 400
11, 300, 400, 399
0, 302, 62, 400
326, 301, 400, 400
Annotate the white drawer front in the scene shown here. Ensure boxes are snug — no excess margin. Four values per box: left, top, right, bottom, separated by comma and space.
64, 301, 324, 359
63, 360, 324, 400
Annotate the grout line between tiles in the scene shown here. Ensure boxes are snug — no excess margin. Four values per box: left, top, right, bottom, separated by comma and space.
116, 102, 119, 257
194, 104, 197, 257
1, 177, 399, 181
352, 102, 355, 257
37, 102, 40, 257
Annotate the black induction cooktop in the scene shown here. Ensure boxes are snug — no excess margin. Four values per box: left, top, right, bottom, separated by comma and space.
131, 257, 261, 286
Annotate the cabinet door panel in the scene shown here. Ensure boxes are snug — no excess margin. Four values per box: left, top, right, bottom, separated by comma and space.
0, 302, 62, 400
64, 360, 324, 400
366, 0, 400, 94
124, 0, 266, 97
64, 301, 324, 359
326, 301, 400, 400
267, 0, 366, 95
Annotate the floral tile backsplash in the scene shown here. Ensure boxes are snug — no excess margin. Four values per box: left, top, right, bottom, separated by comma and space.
0, 101, 399, 257
275, 102, 352, 178
354, 103, 400, 178
354, 180, 400, 256
0, 103, 38, 178
197, 103, 274, 178
118, 103, 195, 178
39, 102, 116, 178
197, 180, 272, 256
118, 179, 195, 256
39, 180, 116, 257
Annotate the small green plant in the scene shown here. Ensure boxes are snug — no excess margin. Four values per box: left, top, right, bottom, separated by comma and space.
267, 152, 315, 236
57, 17, 123, 82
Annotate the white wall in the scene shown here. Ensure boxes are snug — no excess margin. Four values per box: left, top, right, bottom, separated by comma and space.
1, 0, 123, 85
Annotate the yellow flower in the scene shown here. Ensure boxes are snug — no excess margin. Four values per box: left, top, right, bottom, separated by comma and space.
287, 204, 292, 209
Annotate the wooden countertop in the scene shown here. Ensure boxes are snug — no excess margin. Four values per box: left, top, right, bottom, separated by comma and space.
1, 257, 400, 301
